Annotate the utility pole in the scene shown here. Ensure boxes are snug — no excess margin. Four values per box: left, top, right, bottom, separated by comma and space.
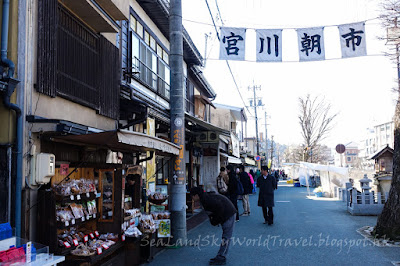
264, 111, 268, 163
270, 135, 274, 169
169, 0, 186, 244
249, 84, 261, 157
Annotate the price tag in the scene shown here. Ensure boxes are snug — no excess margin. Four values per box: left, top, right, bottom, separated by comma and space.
93, 213, 96, 219
121, 234, 125, 241
81, 217, 85, 222
73, 239, 79, 246
102, 244, 109, 250
89, 233, 95, 239
63, 241, 71, 248
77, 194, 81, 200
65, 220, 69, 227
71, 219, 75, 225
96, 247, 103, 255
84, 235, 89, 243
95, 231, 100, 237
70, 195, 74, 201
86, 192, 90, 198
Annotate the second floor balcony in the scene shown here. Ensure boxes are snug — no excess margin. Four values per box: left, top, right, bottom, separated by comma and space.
131, 57, 170, 101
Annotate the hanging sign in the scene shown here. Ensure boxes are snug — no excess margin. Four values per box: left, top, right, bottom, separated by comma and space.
219, 27, 246, 61
297, 27, 325, 61
339, 22, 366, 58
217, 21, 368, 62
256, 29, 283, 62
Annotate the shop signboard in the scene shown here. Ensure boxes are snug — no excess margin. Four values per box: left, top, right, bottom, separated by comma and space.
157, 219, 170, 238
231, 133, 240, 158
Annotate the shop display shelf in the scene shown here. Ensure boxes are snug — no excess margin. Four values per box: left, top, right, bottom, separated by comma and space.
65, 241, 123, 265
54, 191, 99, 204
56, 213, 99, 229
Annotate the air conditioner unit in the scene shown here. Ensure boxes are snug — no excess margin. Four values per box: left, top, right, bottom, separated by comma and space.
196, 132, 208, 142
208, 132, 218, 142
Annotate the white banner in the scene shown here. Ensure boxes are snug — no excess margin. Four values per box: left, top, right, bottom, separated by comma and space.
339, 22, 366, 58
297, 27, 325, 61
219, 27, 246, 61
256, 29, 283, 62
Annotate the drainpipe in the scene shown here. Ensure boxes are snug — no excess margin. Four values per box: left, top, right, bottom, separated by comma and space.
1, 0, 21, 237
1, 0, 14, 78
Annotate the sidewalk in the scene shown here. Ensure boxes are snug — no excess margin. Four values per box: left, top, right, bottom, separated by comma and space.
147, 182, 400, 265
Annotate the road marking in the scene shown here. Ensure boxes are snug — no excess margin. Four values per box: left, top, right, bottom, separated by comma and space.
276, 201, 291, 203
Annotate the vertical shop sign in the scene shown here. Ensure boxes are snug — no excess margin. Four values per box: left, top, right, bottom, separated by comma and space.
146, 118, 156, 195
173, 123, 184, 184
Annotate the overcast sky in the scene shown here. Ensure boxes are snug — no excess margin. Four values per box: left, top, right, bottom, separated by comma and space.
182, 0, 398, 149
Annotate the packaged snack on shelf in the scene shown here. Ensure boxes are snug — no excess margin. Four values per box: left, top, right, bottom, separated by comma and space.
69, 203, 84, 219
139, 214, 156, 233
151, 211, 170, 220
56, 207, 74, 222
70, 180, 80, 195
148, 192, 168, 201
125, 226, 142, 237
70, 244, 95, 256
99, 233, 118, 242
125, 208, 141, 218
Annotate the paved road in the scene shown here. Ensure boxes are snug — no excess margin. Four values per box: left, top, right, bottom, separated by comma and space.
148, 182, 400, 265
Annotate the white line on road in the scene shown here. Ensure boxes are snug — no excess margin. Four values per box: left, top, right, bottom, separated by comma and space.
276, 201, 291, 203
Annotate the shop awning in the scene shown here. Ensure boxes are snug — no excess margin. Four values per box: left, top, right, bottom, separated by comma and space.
51, 129, 180, 155
185, 113, 230, 136
220, 153, 242, 164
244, 157, 256, 166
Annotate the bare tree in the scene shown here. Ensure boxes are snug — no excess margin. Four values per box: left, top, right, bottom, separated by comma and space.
375, 0, 400, 240
298, 94, 337, 162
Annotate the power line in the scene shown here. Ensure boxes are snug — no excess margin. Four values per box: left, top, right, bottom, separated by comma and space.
214, 0, 224, 25
183, 16, 383, 30
204, 0, 253, 115
205, 53, 387, 63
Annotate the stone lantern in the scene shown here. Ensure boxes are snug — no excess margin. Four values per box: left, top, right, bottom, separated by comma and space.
359, 174, 372, 193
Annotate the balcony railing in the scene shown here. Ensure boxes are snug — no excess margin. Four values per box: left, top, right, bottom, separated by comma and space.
131, 57, 170, 100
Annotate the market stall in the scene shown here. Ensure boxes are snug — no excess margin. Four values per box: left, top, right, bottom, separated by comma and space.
35, 130, 180, 265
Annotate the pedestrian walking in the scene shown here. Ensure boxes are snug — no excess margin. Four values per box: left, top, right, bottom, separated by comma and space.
274, 170, 279, 189
216, 167, 229, 195
226, 165, 240, 221
257, 165, 277, 225
249, 169, 256, 194
190, 187, 236, 265
239, 165, 252, 216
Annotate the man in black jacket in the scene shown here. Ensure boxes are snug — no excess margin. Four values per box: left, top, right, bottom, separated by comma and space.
226, 165, 240, 221
257, 165, 277, 225
239, 165, 252, 216
190, 187, 236, 265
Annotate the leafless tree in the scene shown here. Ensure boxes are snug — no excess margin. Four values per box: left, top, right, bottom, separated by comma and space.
375, 0, 400, 240
298, 94, 337, 162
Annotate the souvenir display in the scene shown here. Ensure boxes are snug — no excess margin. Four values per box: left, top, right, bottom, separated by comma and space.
139, 215, 156, 233
150, 211, 170, 220
125, 226, 142, 238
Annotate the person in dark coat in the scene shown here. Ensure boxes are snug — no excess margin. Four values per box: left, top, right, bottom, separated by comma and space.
257, 165, 277, 225
274, 170, 280, 189
226, 165, 240, 221
190, 187, 236, 265
239, 165, 252, 216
